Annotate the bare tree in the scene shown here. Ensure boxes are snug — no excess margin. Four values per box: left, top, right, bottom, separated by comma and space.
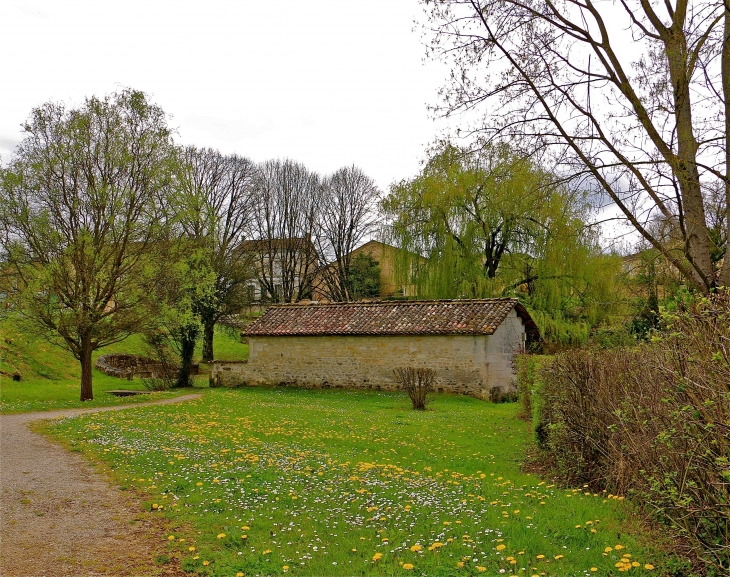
249, 159, 321, 303
0, 89, 175, 400
422, 0, 730, 292
173, 146, 257, 362
314, 165, 380, 301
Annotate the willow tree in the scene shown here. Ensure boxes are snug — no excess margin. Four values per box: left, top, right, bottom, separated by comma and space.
382, 143, 622, 343
421, 0, 729, 293
0, 89, 175, 401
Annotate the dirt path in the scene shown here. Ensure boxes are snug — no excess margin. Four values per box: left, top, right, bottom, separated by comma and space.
0, 394, 202, 577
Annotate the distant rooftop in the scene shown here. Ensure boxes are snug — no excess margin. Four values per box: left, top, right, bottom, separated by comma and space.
245, 298, 540, 340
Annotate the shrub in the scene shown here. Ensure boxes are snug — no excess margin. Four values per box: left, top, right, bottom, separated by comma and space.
394, 367, 435, 410
537, 291, 730, 574
515, 354, 551, 424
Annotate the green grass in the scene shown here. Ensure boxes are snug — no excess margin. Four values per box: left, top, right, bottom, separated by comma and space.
42, 387, 668, 576
0, 317, 247, 413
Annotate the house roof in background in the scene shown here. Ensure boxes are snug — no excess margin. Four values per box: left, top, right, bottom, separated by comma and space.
245, 298, 540, 340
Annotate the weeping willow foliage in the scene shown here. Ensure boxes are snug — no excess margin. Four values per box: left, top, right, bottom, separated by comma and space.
382, 143, 624, 345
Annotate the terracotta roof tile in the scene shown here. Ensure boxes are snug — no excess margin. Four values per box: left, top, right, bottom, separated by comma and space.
245, 298, 539, 339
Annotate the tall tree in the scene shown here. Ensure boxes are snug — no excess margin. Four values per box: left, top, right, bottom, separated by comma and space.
172, 146, 257, 362
383, 143, 621, 343
314, 165, 380, 301
0, 89, 175, 400
249, 159, 321, 303
422, 0, 730, 292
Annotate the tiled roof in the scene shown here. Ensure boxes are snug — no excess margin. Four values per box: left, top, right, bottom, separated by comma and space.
245, 298, 540, 339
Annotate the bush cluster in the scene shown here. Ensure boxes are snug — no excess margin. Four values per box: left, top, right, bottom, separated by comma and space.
526, 292, 730, 573
394, 367, 435, 410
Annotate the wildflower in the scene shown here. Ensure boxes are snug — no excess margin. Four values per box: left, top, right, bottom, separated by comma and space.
590, 568, 598, 572
403, 563, 414, 570
604, 547, 613, 553
410, 545, 423, 552
242, 525, 250, 530
237, 573, 244, 577
202, 560, 209, 566
372, 552, 383, 561
217, 533, 226, 539
554, 555, 564, 560
644, 564, 655, 570
188, 546, 196, 552
477, 566, 487, 572
263, 549, 272, 555
456, 561, 465, 568
614, 544, 624, 550
167, 535, 175, 541
536, 555, 545, 559
496, 544, 506, 551
428, 542, 444, 551
283, 566, 290, 572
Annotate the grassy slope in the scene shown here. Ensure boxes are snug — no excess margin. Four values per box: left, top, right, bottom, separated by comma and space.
0, 317, 248, 413
43, 388, 669, 577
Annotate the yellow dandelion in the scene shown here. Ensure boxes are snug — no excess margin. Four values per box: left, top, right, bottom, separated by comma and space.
536, 554, 545, 559
410, 544, 423, 552
590, 568, 598, 572
188, 546, 196, 552
372, 552, 383, 561
644, 564, 655, 570
496, 544, 506, 551
242, 525, 250, 530
554, 555, 564, 560
237, 573, 244, 577
403, 563, 414, 570
202, 560, 209, 566
456, 561, 465, 568
167, 535, 175, 541
614, 544, 625, 550
604, 547, 613, 553
263, 549, 272, 555
477, 566, 487, 572
217, 533, 226, 539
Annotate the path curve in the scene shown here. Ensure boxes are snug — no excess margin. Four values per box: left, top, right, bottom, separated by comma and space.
0, 394, 202, 577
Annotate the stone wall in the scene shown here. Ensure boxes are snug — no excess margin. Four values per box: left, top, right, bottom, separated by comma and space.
211, 310, 526, 400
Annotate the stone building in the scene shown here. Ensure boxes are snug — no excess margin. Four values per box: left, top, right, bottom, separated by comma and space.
211, 299, 540, 400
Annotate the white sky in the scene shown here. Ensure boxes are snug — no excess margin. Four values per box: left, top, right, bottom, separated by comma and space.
0, 0, 459, 193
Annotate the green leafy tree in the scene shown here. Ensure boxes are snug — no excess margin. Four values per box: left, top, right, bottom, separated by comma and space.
383, 143, 623, 344
0, 89, 175, 400
144, 243, 217, 388
346, 253, 381, 300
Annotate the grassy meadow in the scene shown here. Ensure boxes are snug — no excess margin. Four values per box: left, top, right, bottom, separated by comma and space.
42, 387, 666, 576
0, 317, 247, 413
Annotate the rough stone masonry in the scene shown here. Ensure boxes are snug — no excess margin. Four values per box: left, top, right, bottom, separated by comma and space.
211, 299, 540, 401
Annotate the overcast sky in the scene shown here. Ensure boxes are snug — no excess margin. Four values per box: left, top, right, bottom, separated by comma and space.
1, 0, 460, 192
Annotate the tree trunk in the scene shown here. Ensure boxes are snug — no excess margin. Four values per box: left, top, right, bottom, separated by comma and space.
721, 7, 730, 288
666, 34, 715, 292
176, 325, 197, 388
202, 317, 215, 363
79, 337, 94, 401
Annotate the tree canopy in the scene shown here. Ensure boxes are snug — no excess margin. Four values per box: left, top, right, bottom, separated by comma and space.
383, 143, 623, 344
0, 89, 176, 400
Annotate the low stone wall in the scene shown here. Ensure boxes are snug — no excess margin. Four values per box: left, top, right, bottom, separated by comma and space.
210, 322, 523, 401
95, 354, 188, 380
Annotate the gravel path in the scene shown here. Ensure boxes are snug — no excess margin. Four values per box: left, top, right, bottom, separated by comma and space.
0, 394, 202, 577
